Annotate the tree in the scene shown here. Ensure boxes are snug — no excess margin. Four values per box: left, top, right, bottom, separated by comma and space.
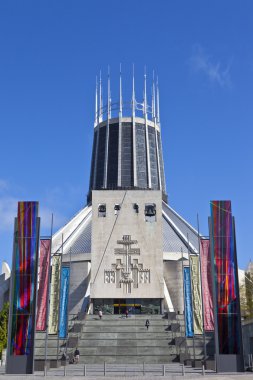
245, 272, 253, 318
0, 302, 9, 359
239, 273, 253, 319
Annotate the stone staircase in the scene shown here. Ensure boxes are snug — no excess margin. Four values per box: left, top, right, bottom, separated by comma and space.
77, 314, 178, 364
34, 312, 214, 367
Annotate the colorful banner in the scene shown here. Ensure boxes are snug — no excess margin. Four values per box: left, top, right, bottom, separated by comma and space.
36, 239, 51, 331
200, 239, 214, 331
190, 255, 203, 334
184, 267, 193, 337
59, 267, 70, 338
48, 255, 61, 334
10, 201, 40, 355
210, 200, 240, 354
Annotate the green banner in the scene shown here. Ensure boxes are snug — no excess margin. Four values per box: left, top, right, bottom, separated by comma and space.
190, 255, 203, 334
48, 255, 61, 334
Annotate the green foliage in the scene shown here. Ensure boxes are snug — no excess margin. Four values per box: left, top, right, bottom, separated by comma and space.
240, 272, 253, 319
0, 302, 9, 358
245, 272, 253, 318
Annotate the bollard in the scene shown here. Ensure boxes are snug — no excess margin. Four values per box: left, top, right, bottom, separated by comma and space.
182, 363, 185, 376
202, 363, 205, 376
84, 364, 86, 376
64, 365, 67, 376
143, 362, 145, 375
163, 364, 165, 376
104, 361, 106, 376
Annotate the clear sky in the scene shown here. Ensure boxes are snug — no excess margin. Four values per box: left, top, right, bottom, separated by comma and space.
0, 1, 253, 269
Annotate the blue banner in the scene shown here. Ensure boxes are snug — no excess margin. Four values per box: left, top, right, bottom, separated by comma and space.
184, 267, 194, 337
59, 267, 70, 338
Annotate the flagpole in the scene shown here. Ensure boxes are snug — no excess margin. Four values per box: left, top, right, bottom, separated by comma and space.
44, 214, 54, 374
181, 247, 187, 363
187, 233, 196, 364
197, 213, 207, 365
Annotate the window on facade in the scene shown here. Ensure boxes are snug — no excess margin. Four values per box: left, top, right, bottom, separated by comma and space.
98, 204, 106, 217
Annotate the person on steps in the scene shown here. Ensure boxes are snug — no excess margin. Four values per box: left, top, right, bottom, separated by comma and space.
145, 319, 150, 330
74, 347, 80, 364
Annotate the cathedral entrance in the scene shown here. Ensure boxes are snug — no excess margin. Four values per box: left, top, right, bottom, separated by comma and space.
113, 299, 141, 314
93, 299, 161, 315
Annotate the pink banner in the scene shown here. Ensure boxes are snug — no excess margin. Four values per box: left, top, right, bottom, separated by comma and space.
200, 239, 214, 331
36, 239, 51, 331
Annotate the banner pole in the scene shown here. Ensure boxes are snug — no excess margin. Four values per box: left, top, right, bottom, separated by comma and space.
181, 247, 187, 362
56, 234, 64, 365
65, 247, 72, 365
197, 214, 207, 365
187, 234, 196, 364
44, 214, 54, 372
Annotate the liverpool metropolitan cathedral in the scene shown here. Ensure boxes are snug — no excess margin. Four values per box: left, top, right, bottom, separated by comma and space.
5, 70, 245, 373
51, 71, 198, 318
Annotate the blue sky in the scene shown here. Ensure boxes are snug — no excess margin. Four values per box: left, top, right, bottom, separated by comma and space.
0, 1, 253, 269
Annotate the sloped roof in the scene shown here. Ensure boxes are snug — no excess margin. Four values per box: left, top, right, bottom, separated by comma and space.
162, 202, 200, 254
52, 202, 201, 259
52, 205, 92, 255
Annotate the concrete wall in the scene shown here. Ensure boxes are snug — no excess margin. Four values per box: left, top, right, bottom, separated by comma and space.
242, 318, 253, 366
62, 253, 90, 315
163, 260, 185, 314
91, 190, 164, 300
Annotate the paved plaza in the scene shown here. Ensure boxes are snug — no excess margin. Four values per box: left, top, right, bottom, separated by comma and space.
1, 363, 253, 379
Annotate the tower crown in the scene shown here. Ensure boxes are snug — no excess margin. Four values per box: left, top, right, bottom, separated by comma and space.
88, 68, 166, 202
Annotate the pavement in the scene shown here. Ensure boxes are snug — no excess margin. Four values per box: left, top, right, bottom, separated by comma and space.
1, 363, 253, 379
0, 363, 253, 380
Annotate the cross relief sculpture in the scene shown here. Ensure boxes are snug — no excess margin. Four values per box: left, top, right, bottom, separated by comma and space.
104, 235, 150, 293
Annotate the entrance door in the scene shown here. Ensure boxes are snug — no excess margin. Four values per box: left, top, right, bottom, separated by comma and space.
113, 299, 126, 314
113, 299, 141, 314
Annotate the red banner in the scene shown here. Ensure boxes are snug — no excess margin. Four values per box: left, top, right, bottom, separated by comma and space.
36, 239, 51, 331
200, 239, 214, 331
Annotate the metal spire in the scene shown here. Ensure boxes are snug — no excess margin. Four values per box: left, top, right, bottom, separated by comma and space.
94, 76, 98, 127
156, 75, 160, 124
132, 63, 135, 116
152, 70, 156, 120
143, 66, 147, 117
99, 70, 103, 123
107, 66, 111, 119
119, 63, 122, 117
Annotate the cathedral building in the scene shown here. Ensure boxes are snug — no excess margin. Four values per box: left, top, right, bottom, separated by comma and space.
49, 70, 200, 318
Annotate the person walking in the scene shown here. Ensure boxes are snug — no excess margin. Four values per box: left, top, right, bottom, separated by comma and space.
74, 347, 80, 364
145, 319, 150, 330
98, 310, 103, 319
125, 309, 129, 318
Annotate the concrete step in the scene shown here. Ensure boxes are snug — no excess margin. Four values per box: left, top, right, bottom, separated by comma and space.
79, 346, 177, 356
85, 320, 168, 326
80, 332, 169, 339
77, 338, 171, 347
86, 315, 165, 320
82, 325, 169, 333
76, 354, 179, 364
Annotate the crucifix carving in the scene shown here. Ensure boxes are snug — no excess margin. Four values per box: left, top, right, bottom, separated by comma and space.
104, 235, 150, 293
